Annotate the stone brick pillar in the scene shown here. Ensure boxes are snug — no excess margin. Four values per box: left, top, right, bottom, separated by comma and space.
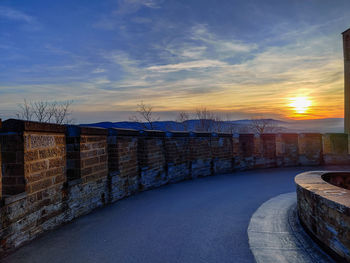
236, 134, 255, 170
276, 133, 299, 167
189, 132, 212, 178
210, 133, 233, 174
108, 128, 139, 201
322, 133, 349, 165
66, 126, 108, 183
1, 119, 66, 197
254, 134, 277, 168
164, 131, 190, 183
138, 130, 167, 190
65, 126, 108, 217
298, 133, 322, 166
0, 119, 67, 250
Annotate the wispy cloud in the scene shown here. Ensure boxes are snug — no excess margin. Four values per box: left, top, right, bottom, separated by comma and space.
0, 6, 41, 31
0, 6, 33, 22
191, 24, 258, 54
114, 0, 162, 14
147, 59, 227, 73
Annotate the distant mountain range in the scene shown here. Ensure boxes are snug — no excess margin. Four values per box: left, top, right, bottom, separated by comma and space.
81, 118, 344, 133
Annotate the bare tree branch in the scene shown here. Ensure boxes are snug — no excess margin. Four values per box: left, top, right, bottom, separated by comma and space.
129, 101, 159, 130
194, 107, 223, 132
249, 116, 280, 134
176, 111, 190, 131
16, 99, 33, 121
16, 100, 74, 124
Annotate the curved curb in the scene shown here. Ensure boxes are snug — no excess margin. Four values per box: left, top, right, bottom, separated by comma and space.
248, 192, 334, 263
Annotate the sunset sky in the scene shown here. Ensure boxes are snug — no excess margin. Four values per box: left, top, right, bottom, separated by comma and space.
0, 0, 349, 123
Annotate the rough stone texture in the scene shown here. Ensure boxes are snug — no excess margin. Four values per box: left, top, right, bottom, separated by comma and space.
298, 133, 322, 166
108, 129, 139, 201
0, 120, 67, 253
235, 134, 255, 170
189, 134, 212, 178
138, 132, 167, 190
322, 133, 350, 165
210, 135, 233, 174
255, 134, 276, 168
23, 132, 66, 195
164, 133, 190, 183
65, 126, 108, 219
0, 134, 25, 196
276, 134, 299, 167
296, 171, 350, 261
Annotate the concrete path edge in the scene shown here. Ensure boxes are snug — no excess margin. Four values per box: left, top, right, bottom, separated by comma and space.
248, 192, 334, 263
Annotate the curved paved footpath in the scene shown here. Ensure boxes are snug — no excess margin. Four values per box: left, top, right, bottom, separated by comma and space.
3, 166, 348, 263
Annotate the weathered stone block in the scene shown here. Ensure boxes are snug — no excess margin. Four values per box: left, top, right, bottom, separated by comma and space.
298, 133, 322, 166
276, 133, 299, 167
190, 133, 212, 178
235, 134, 255, 170
108, 128, 140, 199
165, 132, 190, 182
255, 134, 276, 168
211, 134, 233, 174
138, 131, 167, 189
322, 133, 350, 165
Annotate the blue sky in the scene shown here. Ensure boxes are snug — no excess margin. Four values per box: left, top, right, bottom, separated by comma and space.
0, 0, 349, 122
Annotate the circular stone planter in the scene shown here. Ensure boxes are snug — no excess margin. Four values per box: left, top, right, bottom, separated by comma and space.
295, 171, 350, 261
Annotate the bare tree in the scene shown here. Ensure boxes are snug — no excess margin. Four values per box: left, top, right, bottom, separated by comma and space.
32, 101, 50, 123
249, 117, 280, 134
176, 111, 190, 131
16, 99, 33, 121
129, 101, 159, 130
195, 107, 223, 132
16, 100, 74, 124
52, 101, 74, 124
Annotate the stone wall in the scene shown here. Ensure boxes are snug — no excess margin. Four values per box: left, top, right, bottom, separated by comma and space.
296, 171, 350, 261
1, 118, 350, 255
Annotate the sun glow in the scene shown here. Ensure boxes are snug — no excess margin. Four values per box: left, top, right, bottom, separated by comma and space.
288, 97, 312, 114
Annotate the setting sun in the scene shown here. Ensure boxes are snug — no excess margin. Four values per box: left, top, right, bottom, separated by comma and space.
288, 97, 312, 114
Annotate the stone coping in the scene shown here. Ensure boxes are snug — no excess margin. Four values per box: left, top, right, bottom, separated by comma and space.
295, 171, 350, 214
298, 133, 323, 137
1, 119, 66, 133
108, 128, 140, 136
277, 133, 299, 137
139, 129, 165, 137
66, 125, 108, 136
